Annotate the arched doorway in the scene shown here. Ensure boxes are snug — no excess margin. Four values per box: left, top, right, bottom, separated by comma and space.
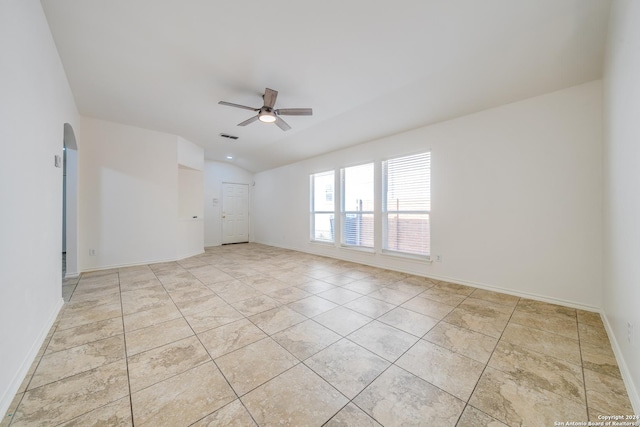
63, 123, 78, 286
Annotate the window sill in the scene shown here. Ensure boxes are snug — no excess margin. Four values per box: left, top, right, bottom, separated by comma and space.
309, 240, 336, 247
340, 245, 375, 254
307, 242, 431, 264
381, 250, 432, 263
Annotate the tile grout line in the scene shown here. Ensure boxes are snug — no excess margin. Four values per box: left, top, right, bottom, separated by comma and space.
447, 291, 521, 426
132, 265, 222, 404
6, 279, 76, 426
410, 285, 475, 426
16, 245, 627, 426
312, 279, 452, 426
116, 270, 137, 427
22, 273, 126, 426
577, 313, 591, 422
162, 263, 262, 427
192, 267, 402, 424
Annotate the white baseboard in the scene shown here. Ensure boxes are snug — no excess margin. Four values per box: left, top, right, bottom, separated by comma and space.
78, 250, 205, 274
0, 297, 64, 420
176, 249, 205, 260
253, 239, 601, 312
418, 273, 601, 313
601, 314, 640, 415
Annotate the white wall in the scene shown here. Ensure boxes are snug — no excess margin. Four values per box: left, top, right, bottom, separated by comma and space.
79, 119, 206, 269
178, 136, 205, 171
204, 161, 253, 247
79, 117, 179, 270
0, 0, 79, 416
253, 81, 603, 309
179, 167, 204, 219
603, 0, 640, 412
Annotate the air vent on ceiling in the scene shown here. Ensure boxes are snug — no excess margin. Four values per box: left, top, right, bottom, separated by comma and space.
219, 133, 239, 140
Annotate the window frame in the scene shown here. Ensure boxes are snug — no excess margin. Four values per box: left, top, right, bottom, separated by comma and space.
310, 170, 336, 244
340, 162, 375, 250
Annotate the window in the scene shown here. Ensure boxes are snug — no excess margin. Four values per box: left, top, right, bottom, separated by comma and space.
341, 163, 374, 248
310, 170, 335, 242
383, 152, 431, 257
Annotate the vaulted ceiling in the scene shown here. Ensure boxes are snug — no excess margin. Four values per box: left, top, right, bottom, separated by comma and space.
41, 0, 611, 172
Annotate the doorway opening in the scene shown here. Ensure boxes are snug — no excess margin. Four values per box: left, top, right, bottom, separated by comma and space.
62, 123, 79, 301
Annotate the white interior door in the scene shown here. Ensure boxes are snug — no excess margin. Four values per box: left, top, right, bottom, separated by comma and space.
222, 183, 249, 244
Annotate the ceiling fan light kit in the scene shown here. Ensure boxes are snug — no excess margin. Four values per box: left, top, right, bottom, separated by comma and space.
219, 88, 312, 131
258, 110, 277, 123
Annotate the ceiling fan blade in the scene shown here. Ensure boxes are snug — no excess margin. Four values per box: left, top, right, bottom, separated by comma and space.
238, 115, 259, 126
274, 116, 291, 131
275, 108, 313, 116
219, 101, 259, 112
263, 88, 278, 109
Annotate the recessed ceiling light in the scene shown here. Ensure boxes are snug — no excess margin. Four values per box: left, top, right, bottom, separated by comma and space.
226, 155, 233, 160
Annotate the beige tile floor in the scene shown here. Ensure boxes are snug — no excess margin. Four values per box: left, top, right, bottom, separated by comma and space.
2, 243, 635, 426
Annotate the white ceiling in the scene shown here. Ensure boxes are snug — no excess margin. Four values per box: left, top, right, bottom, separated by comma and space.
41, 0, 611, 172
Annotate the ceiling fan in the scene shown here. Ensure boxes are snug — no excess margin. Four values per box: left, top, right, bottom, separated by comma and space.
218, 88, 312, 131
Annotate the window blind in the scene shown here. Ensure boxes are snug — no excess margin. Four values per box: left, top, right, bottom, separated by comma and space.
383, 152, 431, 256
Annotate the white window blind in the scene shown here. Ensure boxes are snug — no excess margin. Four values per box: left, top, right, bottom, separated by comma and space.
383, 152, 431, 257
341, 163, 374, 248
310, 170, 335, 242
